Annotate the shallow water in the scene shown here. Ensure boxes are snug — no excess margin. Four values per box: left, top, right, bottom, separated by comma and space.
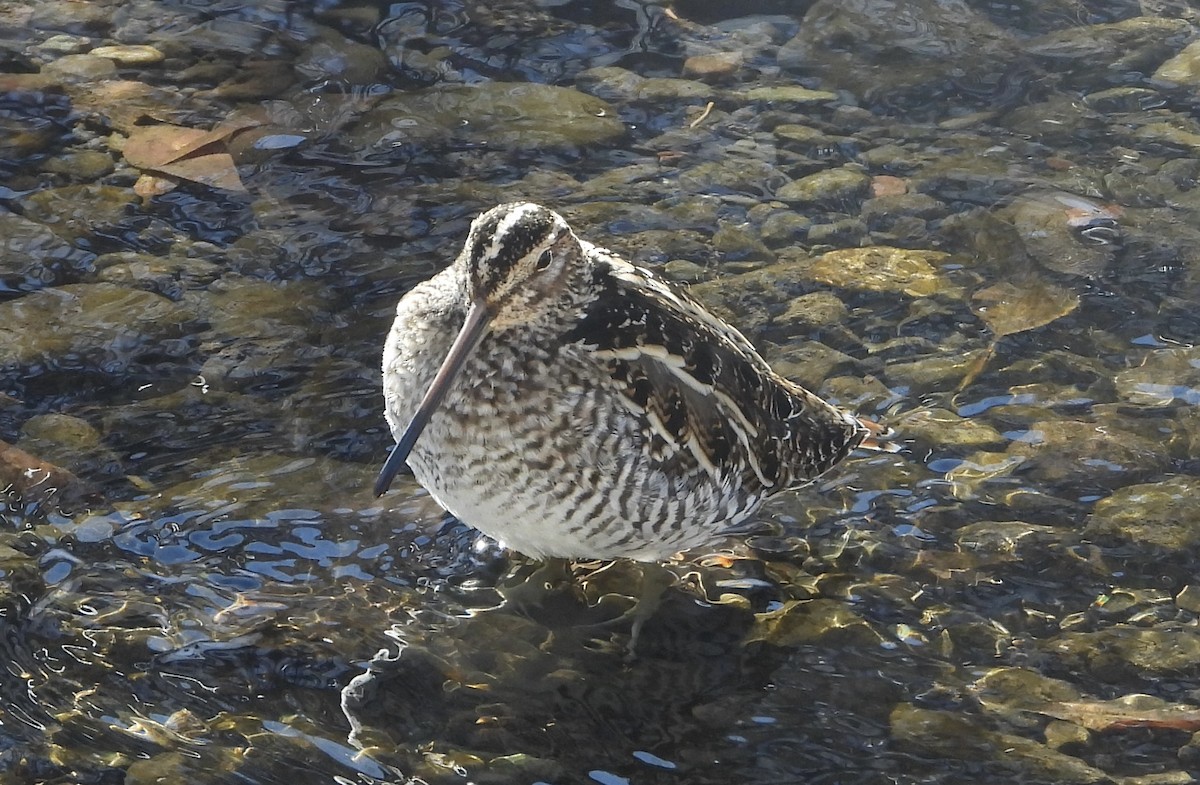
3, 1, 1200, 783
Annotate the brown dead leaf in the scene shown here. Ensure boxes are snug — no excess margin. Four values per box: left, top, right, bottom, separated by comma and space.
123, 124, 248, 192
156, 152, 247, 192
972, 279, 1079, 339
124, 125, 210, 169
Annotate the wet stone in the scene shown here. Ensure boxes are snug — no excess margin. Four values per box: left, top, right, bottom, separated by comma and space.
1176, 585, 1200, 614
1025, 17, 1194, 84
807, 218, 867, 248
860, 193, 947, 226
1083, 87, 1168, 114
971, 667, 1082, 716
1004, 418, 1170, 490
198, 277, 331, 340
712, 222, 773, 262
41, 150, 115, 180
156, 453, 367, 520
95, 252, 221, 301
0, 284, 198, 391
885, 349, 986, 392
779, 0, 1022, 105
808, 246, 953, 297
1004, 194, 1116, 277
769, 341, 857, 391
40, 53, 118, 81
899, 408, 1005, 450
890, 703, 1109, 783
776, 167, 870, 208
775, 291, 848, 331
19, 413, 123, 481
295, 27, 387, 85
351, 82, 625, 151
36, 34, 92, 55
748, 599, 882, 648
945, 450, 1026, 499
757, 211, 812, 246
687, 256, 817, 331
17, 184, 139, 243
1003, 95, 1105, 147
198, 335, 326, 395
20, 412, 103, 450
28, 0, 114, 35
1115, 345, 1200, 405
1084, 476, 1200, 552
633, 77, 716, 103
660, 259, 707, 284
683, 51, 743, 80
772, 123, 838, 150
89, 44, 165, 65
1048, 627, 1200, 679
678, 157, 789, 197
1153, 39, 1200, 88
574, 66, 646, 102
610, 229, 711, 267
737, 85, 839, 107
1043, 720, 1090, 752
954, 521, 1062, 561
0, 211, 96, 294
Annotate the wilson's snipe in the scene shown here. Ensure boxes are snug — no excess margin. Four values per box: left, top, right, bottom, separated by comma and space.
376, 202, 891, 562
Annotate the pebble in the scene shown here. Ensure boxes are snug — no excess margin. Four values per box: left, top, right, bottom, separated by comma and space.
89, 44, 166, 65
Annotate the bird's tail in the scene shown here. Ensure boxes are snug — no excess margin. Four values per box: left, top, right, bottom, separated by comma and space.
856, 417, 901, 453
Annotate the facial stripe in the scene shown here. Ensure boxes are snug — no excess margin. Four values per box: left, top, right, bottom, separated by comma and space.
464, 203, 569, 298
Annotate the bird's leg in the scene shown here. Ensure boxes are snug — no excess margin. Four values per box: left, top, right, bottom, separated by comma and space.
624, 562, 679, 659
495, 556, 577, 611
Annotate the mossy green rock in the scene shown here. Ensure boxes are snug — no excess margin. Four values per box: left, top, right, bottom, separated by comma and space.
0, 212, 96, 292
1084, 476, 1200, 551
891, 703, 1109, 783
898, 408, 1004, 449
775, 291, 848, 330
748, 599, 882, 647
809, 246, 954, 297
1005, 418, 1170, 488
1154, 39, 1200, 86
739, 86, 838, 106
1114, 346, 1200, 405
0, 283, 197, 369
1049, 627, 1200, 677
1028, 17, 1193, 75
776, 167, 870, 207
353, 82, 625, 150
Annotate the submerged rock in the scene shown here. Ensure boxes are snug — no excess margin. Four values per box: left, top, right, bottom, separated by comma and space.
1153, 39, 1200, 88
1114, 346, 1200, 406
1004, 194, 1118, 277
1004, 418, 1170, 490
808, 246, 955, 297
898, 408, 1005, 450
1084, 476, 1200, 552
779, 0, 1024, 108
890, 703, 1109, 783
0, 211, 96, 294
351, 82, 625, 151
1026, 17, 1194, 86
0, 283, 198, 380
776, 167, 870, 208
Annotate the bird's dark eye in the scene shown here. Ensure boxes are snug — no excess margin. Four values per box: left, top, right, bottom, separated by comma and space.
535, 249, 553, 270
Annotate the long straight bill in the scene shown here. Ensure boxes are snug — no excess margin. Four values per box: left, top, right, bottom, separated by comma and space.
374, 299, 493, 497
